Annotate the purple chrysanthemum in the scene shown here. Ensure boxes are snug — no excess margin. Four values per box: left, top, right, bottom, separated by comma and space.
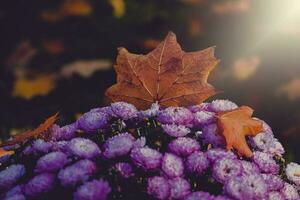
161, 124, 190, 137
193, 111, 216, 127
35, 151, 69, 173
161, 153, 184, 178
206, 148, 236, 163
240, 160, 260, 175
214, 195, 234, 200
168, 137, 200, 157
23, 173, 55, 197
286, 162, 300, 185
184, 191, 214, 200
50, 123, 77, 141
110, 102, 138, 120
58, 159, 97, 187
147, 176, 170, 200
5, 184, 24, 198
225, 174, 267, 200
158, 107, 194, 125
32, 139, 52, 154
212, 158, 242, 183
202, 124, 225, 147
4, 194, 26, 200
68, 138, 101, 159
266, 191, 284, 200
188, 103, 211, 113
73, 179, 111, 200
76, 110, 109, 132
186, 151, 210, 175
280, 183, 299, 200
252, 151, 279, 174
168, 177, 191, 199
133, 137, 146, 148
209, 99, 238, 112
261, 174, 284, 191
0, 164, 25, 190
250, 132, 285, 156
90, 106, 115, 117
114, 162, 134, 178
51, 140, 69, 152
138, 102, 160, 119
103, 133, 135, 159
130, 147, 162, 170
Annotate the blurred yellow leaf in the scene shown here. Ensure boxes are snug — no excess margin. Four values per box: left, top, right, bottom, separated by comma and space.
277, 78, 300, 101
12, 73, 57, 99
60, 59, 112, 78
232, 56, 260, 81
41, 0, 93, 22
109, 0, 125, 18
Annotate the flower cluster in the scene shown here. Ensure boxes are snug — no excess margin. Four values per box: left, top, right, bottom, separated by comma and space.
0, 100, 299, 200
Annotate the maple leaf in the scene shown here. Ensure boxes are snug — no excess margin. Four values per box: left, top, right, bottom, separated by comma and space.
217, 106, 263, 157
105, 32, 219, 109
0, 113, 59, 147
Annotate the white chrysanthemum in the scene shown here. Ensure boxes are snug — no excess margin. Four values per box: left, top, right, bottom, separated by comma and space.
210, 99, 238, 112
286, 162, 300, 185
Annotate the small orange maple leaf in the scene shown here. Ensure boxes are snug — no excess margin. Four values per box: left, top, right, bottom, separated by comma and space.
217, 106, 263, 157
0, 112, 59, 147
106, 32, 219, 109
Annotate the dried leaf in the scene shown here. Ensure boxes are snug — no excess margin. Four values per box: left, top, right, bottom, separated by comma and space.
217, 106, 263, 157
106, 32, 219, 109
60, 59, 112, 78
0, 148, 14, 158
211, 0, 250, 15
0, 113, 59, 147
109, 0, 126, 18
12, 73, 57, 99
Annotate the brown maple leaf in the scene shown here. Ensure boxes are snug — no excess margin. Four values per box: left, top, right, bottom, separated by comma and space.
217, 106, 263, 157
0, 112, 59, 147
105, 32, 219, 109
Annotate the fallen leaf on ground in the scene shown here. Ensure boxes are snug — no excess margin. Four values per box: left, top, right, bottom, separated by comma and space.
106, 31, 219, 109
0, 113, 59, 147
217, 106, 263, 157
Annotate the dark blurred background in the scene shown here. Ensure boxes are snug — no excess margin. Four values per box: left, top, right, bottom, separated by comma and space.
1, 0, 300, 161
